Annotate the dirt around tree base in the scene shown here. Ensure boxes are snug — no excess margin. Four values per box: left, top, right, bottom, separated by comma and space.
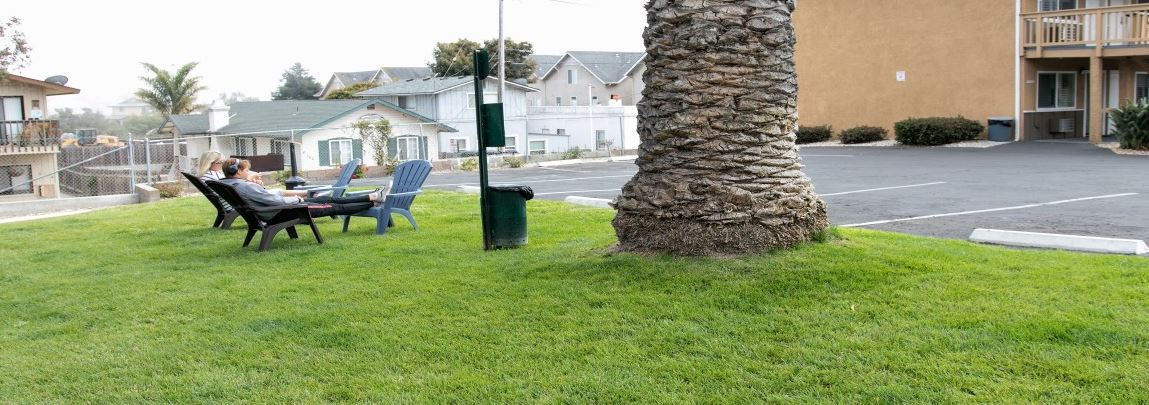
612, 212, 829, 257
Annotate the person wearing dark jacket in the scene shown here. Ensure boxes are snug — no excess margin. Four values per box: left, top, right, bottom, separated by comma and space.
217, 158, 382, 220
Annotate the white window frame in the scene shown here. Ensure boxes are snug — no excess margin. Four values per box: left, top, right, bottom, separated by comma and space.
395, 136, 421, 161
567, 69, 577, 84
329, 139, 353, 166
528, 139, 547, 155
504, 135, 518, 150
1036, 71, 1078, 111
467, 93, 498, 109
595, 130, 608, 150
570, 96, 578, 106
555, 96, 561, 105
450, 137, 469, 153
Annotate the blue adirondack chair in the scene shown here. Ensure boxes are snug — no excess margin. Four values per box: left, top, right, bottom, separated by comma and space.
295, 158, 361, 198
342, 160, 432, 235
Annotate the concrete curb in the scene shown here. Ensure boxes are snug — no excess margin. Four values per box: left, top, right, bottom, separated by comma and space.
535, 155, 639, 167
564, 196, 613, 209
0, 194, 138, 219
456, 185, 481, 194
969, 228, 1149, 255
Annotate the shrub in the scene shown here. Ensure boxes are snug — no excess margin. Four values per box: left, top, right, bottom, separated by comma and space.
272, 170, 291, 184
894, 116, 984, 146
796, 125, 833, 144
840, 126, 888, 144
502, 156, 525, 168
1109, 101, 1149, 150
561, 147, 584, 160
460, 157, 479, 172
154, 181, 183, 199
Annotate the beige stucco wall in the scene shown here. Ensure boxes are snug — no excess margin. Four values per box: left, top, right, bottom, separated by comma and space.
794, 0, 1017, 138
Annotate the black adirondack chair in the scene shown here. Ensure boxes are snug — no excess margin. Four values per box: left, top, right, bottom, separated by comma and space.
181, 171, 239, 229
206, 180, 324, 251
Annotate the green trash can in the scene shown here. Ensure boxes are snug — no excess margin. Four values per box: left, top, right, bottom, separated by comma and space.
487, 185, 534, 248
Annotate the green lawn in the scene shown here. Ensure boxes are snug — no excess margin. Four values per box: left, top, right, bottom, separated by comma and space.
1, 192, 1147, 402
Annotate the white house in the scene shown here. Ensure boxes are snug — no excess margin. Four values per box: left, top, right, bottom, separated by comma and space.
165, 99, 456, 172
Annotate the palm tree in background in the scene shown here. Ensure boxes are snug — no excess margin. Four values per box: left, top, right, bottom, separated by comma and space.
612, 0, 828, 255
135, 62, 205, 176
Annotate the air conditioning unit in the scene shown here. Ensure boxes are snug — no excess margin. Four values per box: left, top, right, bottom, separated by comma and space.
1057, 118, 1075, 134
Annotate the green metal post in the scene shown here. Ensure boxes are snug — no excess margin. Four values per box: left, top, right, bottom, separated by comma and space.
473, 49, 493, 250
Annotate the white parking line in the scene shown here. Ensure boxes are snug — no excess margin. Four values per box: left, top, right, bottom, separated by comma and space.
535, 189, 621, 196
803, 154, 855, 157
539, 167, 591, 173
822, 182, 946, 197
842, 193, 1140, 228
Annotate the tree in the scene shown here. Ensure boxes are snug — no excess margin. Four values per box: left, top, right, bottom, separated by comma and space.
120, 113, 167, 137
0, 17, 31, 75
272, 63, 321, 100
324, 82, 379, 100
352, 118, 393, 170
611, 0, 828, 256
217, 92, 259, 106
51, 108, 118, 135
428, 38, 536, 81
135, 62, 206, 116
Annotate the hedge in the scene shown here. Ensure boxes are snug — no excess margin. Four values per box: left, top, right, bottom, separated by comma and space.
840, 126, 888, 144
895, 116, 984, 146
796, 125, 833, 144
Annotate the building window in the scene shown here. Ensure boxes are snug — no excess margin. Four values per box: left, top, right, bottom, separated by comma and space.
329, 139, 353, 166
234, 137, 256, 156
570, 96, 578, 106
396, 136, 422, 161
556, 128, 567, 135
529, 140, 547, 155
398, 96, 416, 111
1037, 72, 1076, 110
591, 96, 598, 105
595, 130, 609, 150
555, 96, 562, 105
450, 137, 468, 153
0, 165, 32, 195
468, 93, 498, 109
1137, 72, 1149, 102
1039, 0, 1076, 11
567, 69, 577, 84
505, 135, 518, 152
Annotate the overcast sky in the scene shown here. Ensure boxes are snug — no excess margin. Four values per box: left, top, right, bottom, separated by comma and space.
5, 0, 647, 114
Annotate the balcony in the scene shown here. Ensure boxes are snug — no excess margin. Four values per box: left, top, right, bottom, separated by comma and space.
0, 120, 61, 154
1022, 4, 1149, 58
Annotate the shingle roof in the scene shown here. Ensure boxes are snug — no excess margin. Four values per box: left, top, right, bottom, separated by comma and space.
564, 51, 646, 84
356, 76, 538, 97
169, 114, 209, 134
169, 100, 456, 137
381, 67, 432, 81
334, 70, 379, 86
528, 55, 563, 78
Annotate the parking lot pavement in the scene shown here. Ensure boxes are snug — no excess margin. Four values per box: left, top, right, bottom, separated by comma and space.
410, 141, 1149, 241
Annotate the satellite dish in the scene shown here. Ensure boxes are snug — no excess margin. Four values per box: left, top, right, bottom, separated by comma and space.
45, 75, 69, 85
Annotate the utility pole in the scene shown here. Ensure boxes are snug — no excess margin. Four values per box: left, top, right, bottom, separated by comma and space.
498, 0, 506, 103
588, 84, 594, 150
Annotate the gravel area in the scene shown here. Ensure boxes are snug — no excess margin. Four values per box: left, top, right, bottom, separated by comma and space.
1099, 142, 1149, 156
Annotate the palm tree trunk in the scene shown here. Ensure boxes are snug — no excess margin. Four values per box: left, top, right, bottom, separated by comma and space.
613, 0, 827, 255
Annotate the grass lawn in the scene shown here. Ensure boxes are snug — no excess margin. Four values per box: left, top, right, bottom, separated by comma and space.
1, 191, 1147, 402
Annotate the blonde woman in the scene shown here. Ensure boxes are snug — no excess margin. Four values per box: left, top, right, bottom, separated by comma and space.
197, 151, 226, 181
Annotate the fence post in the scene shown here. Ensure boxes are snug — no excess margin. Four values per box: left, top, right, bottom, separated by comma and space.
145, 138, 153, 185
127, 132, 137, 194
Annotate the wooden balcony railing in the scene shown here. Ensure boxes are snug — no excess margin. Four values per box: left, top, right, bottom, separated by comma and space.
0, 120, 61, 153
1022, 4, 1149, 50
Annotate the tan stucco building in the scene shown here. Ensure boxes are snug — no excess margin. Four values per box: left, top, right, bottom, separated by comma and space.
795, 0, 1149, 143
0, 73, 80, 199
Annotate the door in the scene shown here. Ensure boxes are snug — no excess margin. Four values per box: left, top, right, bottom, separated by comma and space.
1105, 70, 1120, 134
1, 97, 24, 142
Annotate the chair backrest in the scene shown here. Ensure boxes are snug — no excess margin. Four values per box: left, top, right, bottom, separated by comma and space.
182, 171, 230, 212
332, 158, 362, 189
206, 180, 265, 229
385, 160, 433, 210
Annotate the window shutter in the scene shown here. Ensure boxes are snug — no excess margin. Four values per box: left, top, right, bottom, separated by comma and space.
419, 137, 429, 160
318, 140, 330, 167
352, 139, 363, 160
387, 137, 398, 159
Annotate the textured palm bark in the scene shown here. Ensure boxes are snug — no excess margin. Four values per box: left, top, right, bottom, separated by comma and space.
613, 0, 827, 255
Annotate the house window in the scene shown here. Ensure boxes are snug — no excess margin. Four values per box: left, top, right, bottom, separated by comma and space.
505, 135, 518, 151
451, 137, 468, 153
529, 140, 547, 155
570, 96, 578, 106
595, 130, 609, 150
1039, 0, 1076, 11
567, 69, 577, 84
467, 93, 498, 109
556, 128, 567, 135
1137, 72, 1149, 102
1037, 72, 1076, 110
398, 96, 416, 111
234, 137, 256, 155
591, 96, 598, 105
329, 139, 353, 166
396, 136, 422, 161
0, 165, 32, 195
555, 96, 562, 105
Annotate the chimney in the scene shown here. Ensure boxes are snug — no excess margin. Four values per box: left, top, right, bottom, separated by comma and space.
207, 100, 230, 132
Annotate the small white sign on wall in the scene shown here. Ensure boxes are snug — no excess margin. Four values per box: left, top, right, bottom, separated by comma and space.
896, 71, 907, 82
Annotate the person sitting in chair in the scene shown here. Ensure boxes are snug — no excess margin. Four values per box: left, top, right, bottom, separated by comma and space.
200, 151, 309, 197
218, 158, 382, 219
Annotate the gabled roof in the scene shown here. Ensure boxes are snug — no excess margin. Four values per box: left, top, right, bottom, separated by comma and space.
0, 73, 81, 96
168, 99, 456, 137
334, 70, 380, 86
542, 51, 646, 85
356, 76, 538, 97
168, 114, 209, 134
380, 67, 432, 81
527, 55, 563, 79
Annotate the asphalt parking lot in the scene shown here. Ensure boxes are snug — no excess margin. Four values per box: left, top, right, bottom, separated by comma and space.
396, 141, 1149, 242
